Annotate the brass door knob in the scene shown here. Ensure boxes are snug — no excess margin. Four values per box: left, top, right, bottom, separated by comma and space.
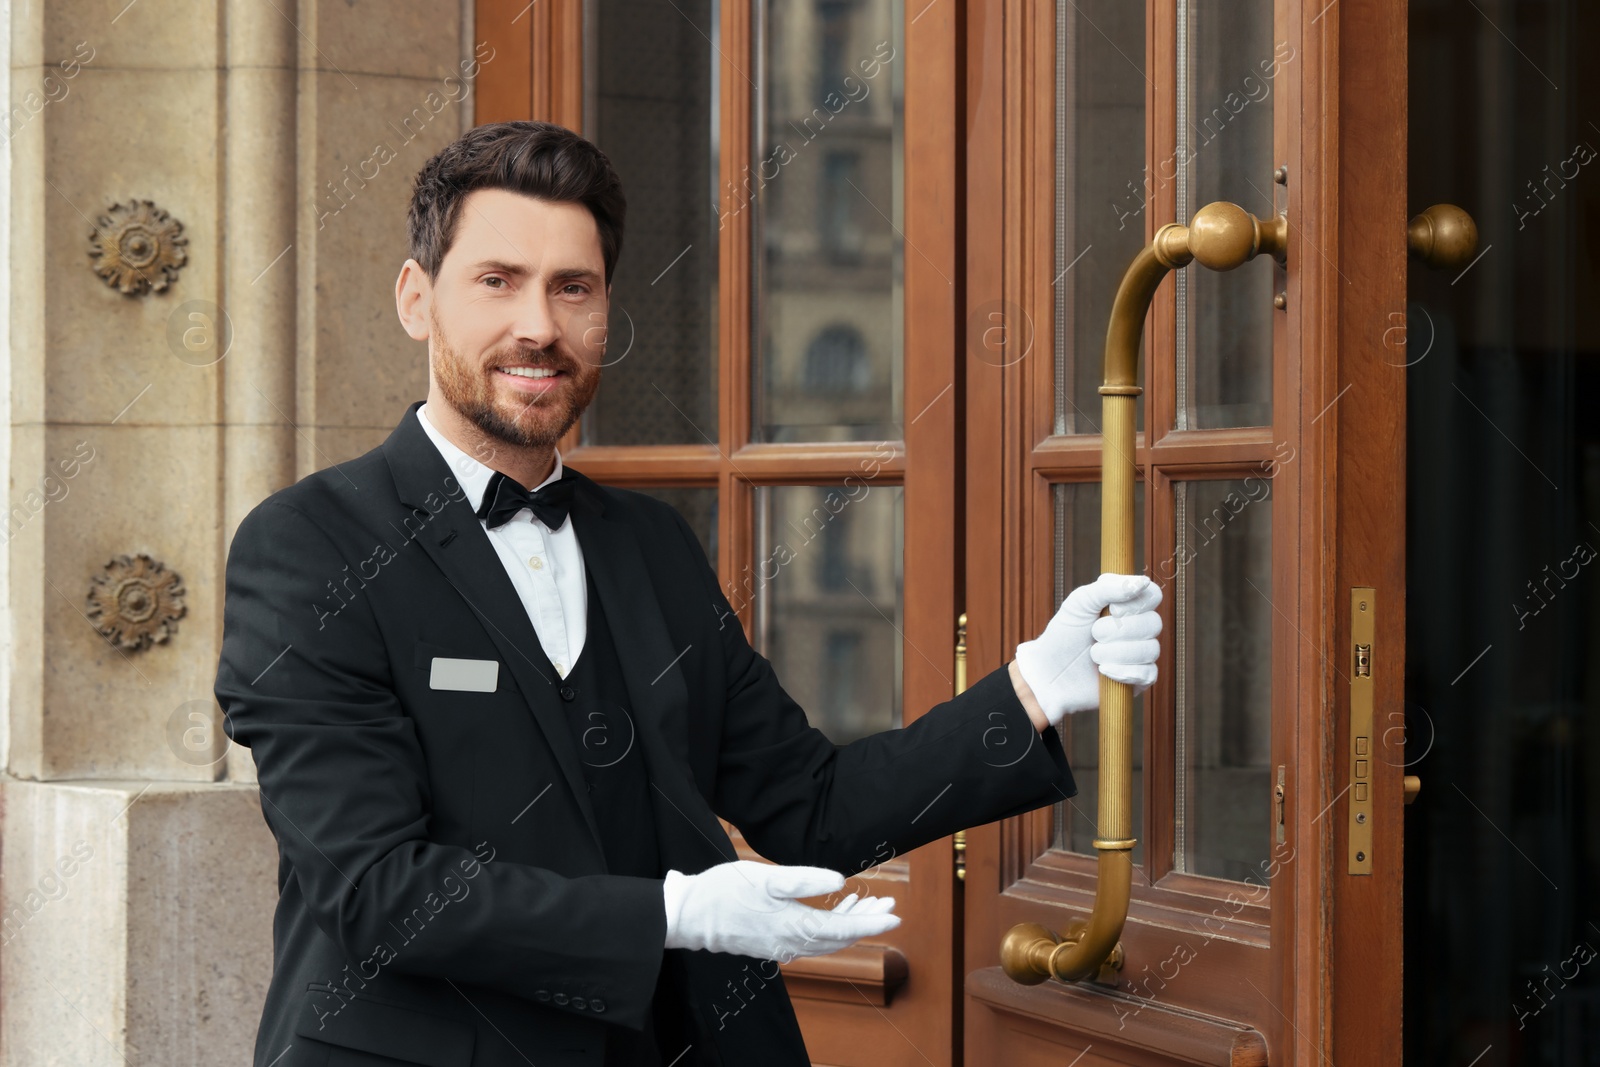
1403, 775, 1422, 805
1184, 202, 1289, 270
1407, 205, 1478, 270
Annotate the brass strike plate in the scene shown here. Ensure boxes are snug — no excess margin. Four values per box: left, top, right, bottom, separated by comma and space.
1348, 588, 1375, 874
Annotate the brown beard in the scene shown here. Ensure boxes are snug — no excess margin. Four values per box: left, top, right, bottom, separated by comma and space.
428, 302, 601, 450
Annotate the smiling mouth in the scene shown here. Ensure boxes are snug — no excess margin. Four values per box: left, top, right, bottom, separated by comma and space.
494, 365, 568, 392
496, 365, 564, 380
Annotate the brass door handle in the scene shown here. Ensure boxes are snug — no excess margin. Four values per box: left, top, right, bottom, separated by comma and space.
1404, 775, 1421, 805
1407, 204, 1478, 270
1001, 202, 1289, 987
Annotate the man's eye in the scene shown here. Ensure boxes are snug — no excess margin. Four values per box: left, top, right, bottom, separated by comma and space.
561, 284, 588, 296
483, 276, 506, 289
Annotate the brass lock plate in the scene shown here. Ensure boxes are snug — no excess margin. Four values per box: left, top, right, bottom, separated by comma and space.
1349, 588, 1375, 874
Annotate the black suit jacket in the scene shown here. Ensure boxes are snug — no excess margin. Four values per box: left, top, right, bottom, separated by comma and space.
216, 400, 1078, 1067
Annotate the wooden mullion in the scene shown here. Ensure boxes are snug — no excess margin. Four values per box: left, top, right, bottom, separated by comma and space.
547, 0, 585, 129
473, 0, 535, 125
1149, 425, 1274, 461
962, 0, 1013, 920
1149, 457, 1280, 483
727, 441, 907, 480
1021, 464, 1056, 864
1031, 432, 1276, 488
1026, 0, 1068, 889
528, 0, 552, 119
723, 465, 753, 629
1007, 0, 1064, 880
1144, 464, 1176, 885
1000, 0, 1027, 668
1143, 0, 1179, 903
1026, 0, 1057, 457
1029, 432, 1148, 477
559, 444, 722, 485
563, 442, 912, 486
717, 0, 753, 626
1146, 0, 1178, 446
550, 0, 592, 466
901, 0, 967, 1052
1276, 0, 1317, 1058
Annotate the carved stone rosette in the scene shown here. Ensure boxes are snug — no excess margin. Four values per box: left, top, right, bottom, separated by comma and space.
88, 199, 188, 295
86, 554, 187, 651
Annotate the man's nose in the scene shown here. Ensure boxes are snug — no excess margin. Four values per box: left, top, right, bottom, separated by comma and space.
509, 291, 562, 352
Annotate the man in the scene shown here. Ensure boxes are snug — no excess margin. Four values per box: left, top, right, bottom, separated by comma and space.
215, 121, 1162, 1067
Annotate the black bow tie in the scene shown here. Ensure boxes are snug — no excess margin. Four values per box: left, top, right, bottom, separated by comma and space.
475, 470, 577, 531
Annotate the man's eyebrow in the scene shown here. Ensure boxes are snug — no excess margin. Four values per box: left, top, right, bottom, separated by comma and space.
468, 258, 528, 274
468, 259, 601, 283
549, 266, 603, 283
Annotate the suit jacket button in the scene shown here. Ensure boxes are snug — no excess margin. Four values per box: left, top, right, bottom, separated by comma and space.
560, 685, 577, 701
572, 996, 587, 1010
534, 989, 551, 1002
590, 998, 606, 1013
553, 992, 570, 1006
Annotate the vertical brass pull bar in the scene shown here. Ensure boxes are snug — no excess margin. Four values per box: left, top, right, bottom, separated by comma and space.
1001, 202, 1287, 986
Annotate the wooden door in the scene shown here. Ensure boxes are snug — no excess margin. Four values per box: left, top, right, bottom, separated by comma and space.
960, 0, 1411, 1064
476, 0, 966, 1062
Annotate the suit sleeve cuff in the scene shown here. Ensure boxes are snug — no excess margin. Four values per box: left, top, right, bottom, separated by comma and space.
968, 663, 1079, 820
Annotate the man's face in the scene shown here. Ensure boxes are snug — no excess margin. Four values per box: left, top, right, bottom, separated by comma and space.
411, 188, 608, 451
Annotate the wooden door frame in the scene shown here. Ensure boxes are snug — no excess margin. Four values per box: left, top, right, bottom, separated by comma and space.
476, 0, 968, 1062
1322, 0, 1408, 1059
960, 0, 1407, 1063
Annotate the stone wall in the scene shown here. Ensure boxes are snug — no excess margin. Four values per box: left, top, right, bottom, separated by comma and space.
0, 2, 476, 1062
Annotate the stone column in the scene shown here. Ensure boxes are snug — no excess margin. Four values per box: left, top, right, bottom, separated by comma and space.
1, 2, 475, 1062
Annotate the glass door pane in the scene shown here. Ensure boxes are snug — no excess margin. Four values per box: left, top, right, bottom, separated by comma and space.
1172, 477, 1273, 880
751, 484, 904, 744
752, 0, 905, 442
581, 0, 720, 445
1175, 0, 1279, 429
1055, 0, 1146, 436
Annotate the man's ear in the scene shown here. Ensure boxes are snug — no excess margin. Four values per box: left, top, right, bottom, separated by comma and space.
395, 258, 432, 342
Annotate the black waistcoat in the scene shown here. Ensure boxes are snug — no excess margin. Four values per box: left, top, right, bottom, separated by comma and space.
558, 564, 661, 881
535, 563, 707, 1066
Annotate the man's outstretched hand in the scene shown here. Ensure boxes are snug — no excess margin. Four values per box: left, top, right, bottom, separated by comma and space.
662, 860, 899, 960
1011, 572, 1163, 729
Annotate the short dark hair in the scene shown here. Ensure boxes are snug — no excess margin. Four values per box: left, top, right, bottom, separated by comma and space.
407, 121, 626, 286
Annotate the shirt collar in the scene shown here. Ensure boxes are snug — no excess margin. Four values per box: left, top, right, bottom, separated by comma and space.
416, 402, 565, 514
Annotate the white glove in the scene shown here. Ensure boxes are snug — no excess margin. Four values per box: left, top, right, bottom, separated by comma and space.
662, 860, 900, 960
1013, 572, 1163, 726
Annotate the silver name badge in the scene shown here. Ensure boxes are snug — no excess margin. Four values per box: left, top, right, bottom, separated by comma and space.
429, 657, 499, 693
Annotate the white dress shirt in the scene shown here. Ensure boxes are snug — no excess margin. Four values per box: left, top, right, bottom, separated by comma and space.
416, 403, 588, 678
